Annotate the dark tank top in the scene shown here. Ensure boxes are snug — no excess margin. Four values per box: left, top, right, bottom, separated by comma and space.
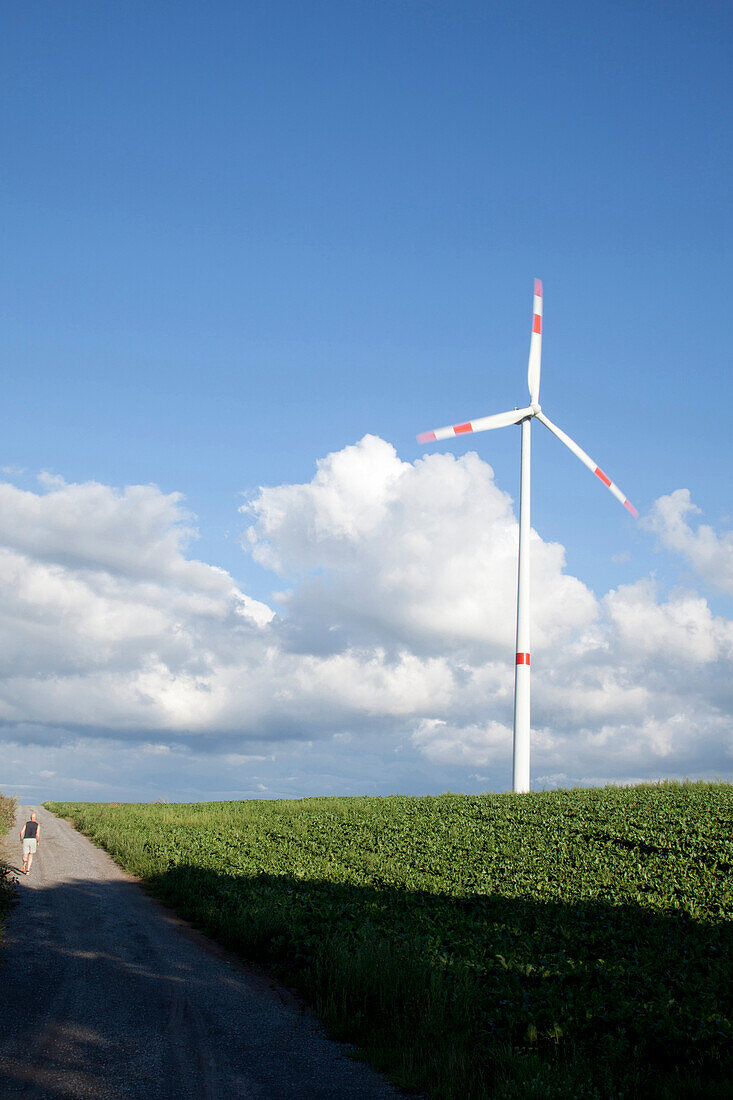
24, 821, 38, 838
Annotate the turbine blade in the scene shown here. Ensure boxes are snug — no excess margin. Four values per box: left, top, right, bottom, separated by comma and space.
527, 278, 543, 403
536, 411, 638, 517
417, 407, 532, 444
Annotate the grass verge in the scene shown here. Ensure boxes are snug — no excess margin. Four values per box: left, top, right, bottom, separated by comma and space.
46, 783, 733, 1098
0, 792, 18, 944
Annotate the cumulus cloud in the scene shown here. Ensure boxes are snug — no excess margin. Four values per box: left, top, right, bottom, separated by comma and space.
0, 475, 273, 616
0, 475, 275, 739
604, 579, 733, 667
0, 442, 732, 797
645, 488, 733, 595
412, 718, 512, 766
245, 435, 596, 656
0, 468, 462, 751
242, 439, 733, 784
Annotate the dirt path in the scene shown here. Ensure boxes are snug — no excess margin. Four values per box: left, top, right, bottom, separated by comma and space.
0, 806, 401, 1099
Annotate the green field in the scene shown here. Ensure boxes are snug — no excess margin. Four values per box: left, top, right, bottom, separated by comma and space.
47, 783, 732, 1099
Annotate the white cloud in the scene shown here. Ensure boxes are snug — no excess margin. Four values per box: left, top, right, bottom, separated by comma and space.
645, 488, 733, 595
0, 475, 273, 623
411, 718, 511, 766
604, 579, 733, 666
0, 439, 732, 797
245, 435, 596, 656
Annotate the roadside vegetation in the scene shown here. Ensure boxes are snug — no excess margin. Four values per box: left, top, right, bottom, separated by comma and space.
0, 793, 15, 836
0, 792, 17, 940
47, 783, 732, 1099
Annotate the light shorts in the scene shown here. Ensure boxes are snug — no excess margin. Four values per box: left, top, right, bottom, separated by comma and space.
22, 838, 37, 856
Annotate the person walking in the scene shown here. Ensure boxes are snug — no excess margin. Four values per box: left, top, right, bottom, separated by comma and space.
20, 813, 40, 875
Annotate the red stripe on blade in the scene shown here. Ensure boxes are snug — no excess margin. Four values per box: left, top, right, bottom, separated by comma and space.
417, 431, 436, 444
516, 652, 530, 665
594, 467, 612, 487
533, 314, 542, 334
453, 422, 473, 434
624, 499, 639, 518
534, 278, 543, 297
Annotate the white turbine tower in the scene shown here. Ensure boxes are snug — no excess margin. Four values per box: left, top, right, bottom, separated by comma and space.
417, 280, 638, 794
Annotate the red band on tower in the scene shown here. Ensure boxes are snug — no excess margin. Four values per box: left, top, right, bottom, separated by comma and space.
516, 652, 530, 665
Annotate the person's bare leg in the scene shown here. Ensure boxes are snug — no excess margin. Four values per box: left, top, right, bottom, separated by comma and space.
25, 849, 33, 873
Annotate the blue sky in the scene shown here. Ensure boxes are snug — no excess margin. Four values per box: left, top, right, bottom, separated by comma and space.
1, 2, 732, 801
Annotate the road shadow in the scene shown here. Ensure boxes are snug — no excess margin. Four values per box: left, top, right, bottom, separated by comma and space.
0, 875, 212, 1098
0, 863, 730, 1098
0, 872, 402, 1100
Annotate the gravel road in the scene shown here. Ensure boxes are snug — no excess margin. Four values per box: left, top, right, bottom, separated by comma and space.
0, 806, 401, 1099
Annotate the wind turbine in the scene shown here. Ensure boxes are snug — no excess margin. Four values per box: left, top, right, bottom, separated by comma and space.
417, 280, 637, 794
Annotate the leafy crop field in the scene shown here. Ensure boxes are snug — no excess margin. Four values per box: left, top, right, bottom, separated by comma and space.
47, 784, 732, 1099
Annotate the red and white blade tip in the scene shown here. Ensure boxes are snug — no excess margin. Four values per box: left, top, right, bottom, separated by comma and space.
417, 420, 483, 444
534, 278, 542, 298
592, 465, 638, 517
